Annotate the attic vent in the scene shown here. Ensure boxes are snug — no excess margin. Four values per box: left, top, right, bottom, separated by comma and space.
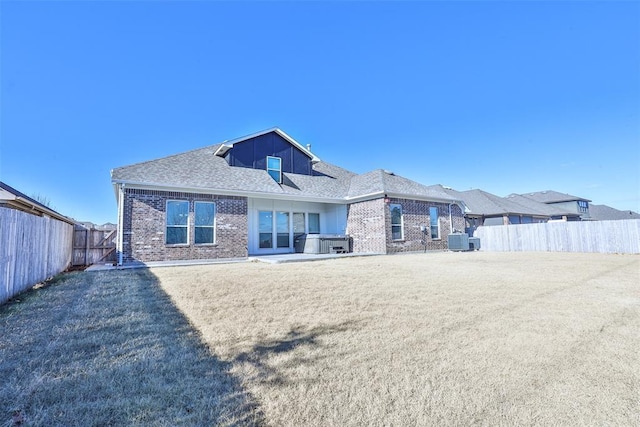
383, 170, 395, 175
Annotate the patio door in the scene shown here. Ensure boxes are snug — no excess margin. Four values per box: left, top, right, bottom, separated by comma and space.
258, 211, 291, 251
293, 212, 305, 240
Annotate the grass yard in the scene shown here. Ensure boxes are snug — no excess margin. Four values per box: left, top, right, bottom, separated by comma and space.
153, 252, 640, 426
1, 252, 639, 426
0, 269, 262, 427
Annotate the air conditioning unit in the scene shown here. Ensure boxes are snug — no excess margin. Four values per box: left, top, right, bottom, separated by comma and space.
468, 237, 481, 251
448, 233, 469, 251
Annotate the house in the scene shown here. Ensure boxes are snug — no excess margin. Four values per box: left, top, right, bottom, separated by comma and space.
588, 204, 640, 221
504, 194, 582, 222
435, 187, 584, 235
439, 187, 549, 234
517, 190, 591, 220
111, 128, 465, 264
0, 181, 72, 224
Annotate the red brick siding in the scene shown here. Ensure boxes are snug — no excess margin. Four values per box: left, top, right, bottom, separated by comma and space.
346, 197, 465, 254
346, 198, 388, 254
121, 188, 247, 263
385, 198, 465, 254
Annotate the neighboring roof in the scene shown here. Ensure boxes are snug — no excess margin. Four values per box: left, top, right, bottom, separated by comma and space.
441, 187, 552, 217
112, 129, 462, 204
0, 181, 75, 224
518, 190, 591, 203
504, 194, 580, 217
588, 204, 640, 221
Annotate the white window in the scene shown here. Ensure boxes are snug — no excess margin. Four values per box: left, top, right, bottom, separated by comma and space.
308, 213, 320, 234
166, 200, 189, 245
390, 204, 403, 240
276, 212, 290, 248
259, 211, 273, 248
195, 202, 216, 244
267, 156, 282, 183
429, 207, 440, 239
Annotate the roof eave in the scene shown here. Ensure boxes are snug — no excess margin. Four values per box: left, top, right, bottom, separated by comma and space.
0, 198, 75, 225
110, 179, 348, 204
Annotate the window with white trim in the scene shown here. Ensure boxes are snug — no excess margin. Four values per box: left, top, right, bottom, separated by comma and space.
308, 213, 320, 234
195, 202, 216, 244
267, 156, 282, 183
390, 204, 403, 240
429, 207, 440, 239
166, 200, 189, 245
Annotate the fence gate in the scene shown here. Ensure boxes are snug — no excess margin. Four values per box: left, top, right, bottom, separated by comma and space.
72, 225, 117, 266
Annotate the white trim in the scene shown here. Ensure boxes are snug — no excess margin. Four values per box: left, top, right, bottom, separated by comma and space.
213, 144, 233, 157
194, 201, 216, 245
166, 200, 190, 245
110, 181, 466, 207
117, 183, 125, 265
267, 156, 282, 184
429, 206, 441, 240
390, 203, 404, 241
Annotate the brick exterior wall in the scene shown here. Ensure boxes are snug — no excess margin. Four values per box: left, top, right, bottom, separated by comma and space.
346, 197, 466, 254
385, 198, 465, 254
121, 188, 248, 263
346, 198, 388, 254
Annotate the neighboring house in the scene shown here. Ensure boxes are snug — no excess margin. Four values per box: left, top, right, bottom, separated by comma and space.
504, 194, 582, 222
0, 181, 72, 224
588, 204, 640, 221
111, 128, 465, 264
439, 187, 552, 235
518, 190, 591, 220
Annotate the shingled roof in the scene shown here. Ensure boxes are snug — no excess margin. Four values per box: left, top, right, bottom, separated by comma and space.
111, 131, 461, 204
518, 190, 591, 203
504, 194, 580, 217
441, 188, 551, 217
347, 169, 457, 202
588, 204, 640, 221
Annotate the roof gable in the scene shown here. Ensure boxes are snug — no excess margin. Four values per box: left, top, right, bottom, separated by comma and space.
221, 129, 317, 176
214, 128, 320, 163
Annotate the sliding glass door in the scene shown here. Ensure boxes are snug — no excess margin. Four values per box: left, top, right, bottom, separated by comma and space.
259, 210, 291, 250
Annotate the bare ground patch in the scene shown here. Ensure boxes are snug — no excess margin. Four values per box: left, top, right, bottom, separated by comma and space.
153, 252, 640, 426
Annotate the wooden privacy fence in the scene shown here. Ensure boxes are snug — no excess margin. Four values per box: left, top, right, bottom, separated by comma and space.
474, 219, 640, 253
73, 225, 117, 266
0, 207, 73, 304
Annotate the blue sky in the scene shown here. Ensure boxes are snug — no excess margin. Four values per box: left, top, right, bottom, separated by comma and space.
1, 1, 638, 224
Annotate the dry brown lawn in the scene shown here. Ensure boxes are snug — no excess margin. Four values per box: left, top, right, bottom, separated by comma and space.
153, 252, 640, 426
0, 269, 262, 427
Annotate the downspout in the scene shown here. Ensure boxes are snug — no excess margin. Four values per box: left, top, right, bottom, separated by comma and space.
448, 203, 455, 234
117, 183, 125, 266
